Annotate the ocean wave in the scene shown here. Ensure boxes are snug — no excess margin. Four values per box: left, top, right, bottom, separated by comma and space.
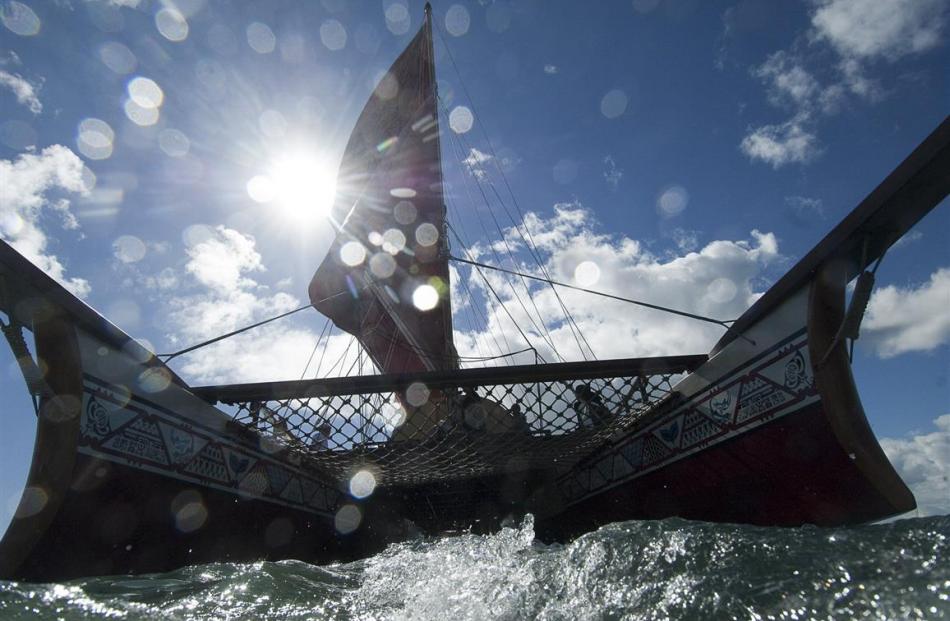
1, 515, 947, 620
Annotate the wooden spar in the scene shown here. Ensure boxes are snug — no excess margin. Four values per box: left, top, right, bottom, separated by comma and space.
191, 354, 707, 403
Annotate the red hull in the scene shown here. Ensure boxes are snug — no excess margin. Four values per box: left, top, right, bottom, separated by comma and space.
537, 402, 899, 541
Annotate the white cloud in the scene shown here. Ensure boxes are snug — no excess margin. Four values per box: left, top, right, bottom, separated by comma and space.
881, 414, 950, 517
862, 267, 950, 357
162, 226, 357, 384
462, 148, 492, 179
667, 227, 700, 253
185, 226, 264, 293
166, 207, 780, 384
891, 229, 923, 249
837, 57, 881, 100
0, 145, 91, 297
0, 69, 42, 114
144, 266, 178, 290
100, 0, 143, 7
811, 0, 948, 61
603, 155, 622, 190
454, 205, 779, 363
740, 118, 820, 168
740, 0, 945, 166
785, 195, 825, 219
754, 51, 820, 109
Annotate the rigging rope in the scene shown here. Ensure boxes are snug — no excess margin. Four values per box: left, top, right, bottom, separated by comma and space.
446, 222, 549, 362
300, 315, 332, 380
435, 24, 596, 361
450, 255, 737, 329
158, 290, 349, 362
439, 106, 563, 360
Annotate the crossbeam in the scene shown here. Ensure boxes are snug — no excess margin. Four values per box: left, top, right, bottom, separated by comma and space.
191, 354, 706, 403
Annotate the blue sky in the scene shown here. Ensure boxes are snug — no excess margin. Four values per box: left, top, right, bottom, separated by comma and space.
1, 0, 948, 529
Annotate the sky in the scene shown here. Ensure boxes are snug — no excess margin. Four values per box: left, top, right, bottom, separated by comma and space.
1, 0, 948, 532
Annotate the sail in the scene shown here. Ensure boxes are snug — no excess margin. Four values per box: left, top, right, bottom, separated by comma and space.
309, 7, 457, 374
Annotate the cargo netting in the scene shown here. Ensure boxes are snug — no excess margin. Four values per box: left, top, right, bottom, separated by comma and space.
196, 357, 704, 487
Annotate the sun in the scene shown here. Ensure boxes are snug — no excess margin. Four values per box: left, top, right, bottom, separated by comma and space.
246, 151, 337, 224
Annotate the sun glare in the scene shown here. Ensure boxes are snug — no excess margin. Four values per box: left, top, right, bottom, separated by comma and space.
247, 151, 336, 224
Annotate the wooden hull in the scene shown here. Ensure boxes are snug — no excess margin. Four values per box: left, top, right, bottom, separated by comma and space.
0, 276, 913, 582
2, 118, 946, 581
535, 272, 915, 539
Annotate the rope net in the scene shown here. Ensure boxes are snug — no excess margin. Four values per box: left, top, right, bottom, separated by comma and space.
222, 370, 678, 487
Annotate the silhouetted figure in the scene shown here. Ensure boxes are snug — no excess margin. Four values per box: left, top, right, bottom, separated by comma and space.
573, 383, 612, 429
510, 403, 530, 433
313, 422, 333, 450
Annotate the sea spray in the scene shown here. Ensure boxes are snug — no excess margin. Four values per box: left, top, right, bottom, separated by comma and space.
1, 515, 947, 620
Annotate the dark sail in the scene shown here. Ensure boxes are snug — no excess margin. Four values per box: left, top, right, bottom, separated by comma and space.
309, 7, 457, 374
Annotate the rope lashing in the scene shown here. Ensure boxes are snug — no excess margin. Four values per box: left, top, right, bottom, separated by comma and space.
818, 236, 888, 367
0, 320, 45, 414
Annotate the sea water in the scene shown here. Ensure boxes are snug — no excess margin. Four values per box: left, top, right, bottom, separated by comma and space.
0, 515, 947, 620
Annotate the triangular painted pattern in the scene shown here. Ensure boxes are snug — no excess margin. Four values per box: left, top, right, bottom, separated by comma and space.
238, 462, 271, 496
620, 437, 644, 471
182, 442, 230, 483
280, 477, 305, 504
307, 488, 325, 509
102, 415, 170, 465
221, 446, 257, 483
81, 393, 139, 441
641, 436, 671, 466
575, 469, 591, 493
596, 456, 613, 482
654, 413, 684, 450
299, 478, 320, 506
589, 465, 606, 490
680, 416, 723, 449
613, 453, 633, 478
265, 463, 292, 496
157, 421, 208, 465
735, 373, 795, 424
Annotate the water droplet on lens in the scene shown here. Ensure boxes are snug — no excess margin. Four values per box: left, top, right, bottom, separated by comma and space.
246, 22, 276, 53
657, 186, 689, 217
412, 284, 439, 311
574, 261, 601, 287
405, 382, 429, 407
600, 89, 628, 119
113, 235, 146, 263
449, 106, 474, 134
155, 8, 188, 42
320, 19, 347, 51
334, 504, 362, 534
349, 469, 377, 499
340, 241, 367, 266
445, 4, 470, 36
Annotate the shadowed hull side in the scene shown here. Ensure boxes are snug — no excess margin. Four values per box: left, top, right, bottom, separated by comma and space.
539, 269, 915, 539
536, 402, 905, 541
11, 453, 343, 582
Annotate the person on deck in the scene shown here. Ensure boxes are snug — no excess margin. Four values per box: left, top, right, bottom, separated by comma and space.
573, 383, 612, 429
313, 422, 333, 450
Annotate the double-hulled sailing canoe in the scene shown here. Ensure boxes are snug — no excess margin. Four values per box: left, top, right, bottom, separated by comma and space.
1, 5, 947, 581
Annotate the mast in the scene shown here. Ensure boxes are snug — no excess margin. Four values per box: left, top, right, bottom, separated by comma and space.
423, 1, 457, 364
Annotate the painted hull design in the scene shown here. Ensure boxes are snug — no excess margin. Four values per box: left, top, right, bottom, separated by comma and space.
537, 281, 911, 539
1, 117, 947, 581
